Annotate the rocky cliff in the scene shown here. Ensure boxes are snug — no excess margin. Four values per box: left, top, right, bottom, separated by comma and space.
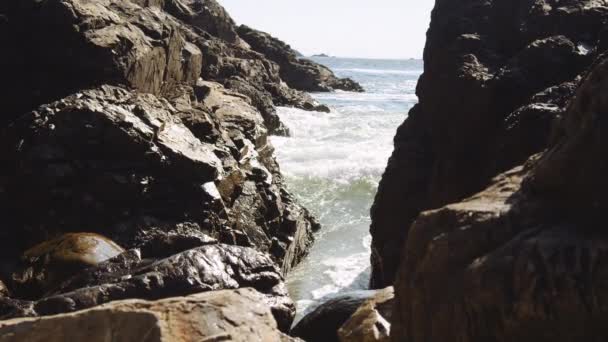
371, 0, 608, 288
368, 0, 608, 340
0, 0, 361, 333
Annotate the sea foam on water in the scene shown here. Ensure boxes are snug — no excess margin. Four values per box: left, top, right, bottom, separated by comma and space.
270, 57, 422, 323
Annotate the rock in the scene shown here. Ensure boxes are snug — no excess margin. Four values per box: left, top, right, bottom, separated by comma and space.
390, 53, 608, 341
338, 287, 394, 342
0, 289, 299, 342
1, 0, 202, 122
0, 0, 329, 333
0, 83, 315, 276
291, 290, 380, 342
524, 55, 608, 215
370, 0, 608, 288
1, 243, 296, 331
0, 280, 8, 298
390, 164, 608, 341
11, 233, 125, 299
237, 25, 364, 93
164, 0, 245, 47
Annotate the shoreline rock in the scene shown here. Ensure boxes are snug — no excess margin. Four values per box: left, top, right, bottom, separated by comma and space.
0, 289, 299, 342
370, 0, 608, 289
238, 25, 364, 93
338, 287, 394, 342
366, 0, 608, 340
0, 0, 341, 331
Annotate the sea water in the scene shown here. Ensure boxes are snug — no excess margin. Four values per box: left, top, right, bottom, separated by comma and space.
270, 57, 423, 322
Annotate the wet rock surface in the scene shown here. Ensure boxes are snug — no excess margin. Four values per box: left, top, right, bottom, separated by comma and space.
291, 290, 381, 342
370, 0, 608, 288
1, 244, 295, 331
361, 0, 608, 341
0, 0, 343, 332
338, 287, 394, 342
11, 233, 125, 299
238, 25, 364, 93
0, 289, 300, 342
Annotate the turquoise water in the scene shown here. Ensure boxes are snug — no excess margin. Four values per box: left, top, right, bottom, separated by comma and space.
270, 57, 422, 322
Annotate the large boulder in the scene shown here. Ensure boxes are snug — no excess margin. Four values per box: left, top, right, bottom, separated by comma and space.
338, 287, 394, 342
0, 289, 299, 342
11, 233, 125, 299
390, 53, 608, 341
1, 243, 295, 330
0, 0, 202, 123
291, 290, 381, 342
0, 83, 316, 275
370, 0, 608, 288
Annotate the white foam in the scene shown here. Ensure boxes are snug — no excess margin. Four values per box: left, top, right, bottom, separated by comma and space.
279, 59, 423, 325
333, 67, 422, 75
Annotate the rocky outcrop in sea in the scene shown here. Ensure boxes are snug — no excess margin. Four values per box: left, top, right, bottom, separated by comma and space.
366, 0, 608, 340
0, 0, 363, 336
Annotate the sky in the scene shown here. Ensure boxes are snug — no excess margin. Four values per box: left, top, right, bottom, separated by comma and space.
218, 0, 435, 59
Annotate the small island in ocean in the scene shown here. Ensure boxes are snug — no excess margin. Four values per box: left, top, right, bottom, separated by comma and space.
312, 53, 331, 57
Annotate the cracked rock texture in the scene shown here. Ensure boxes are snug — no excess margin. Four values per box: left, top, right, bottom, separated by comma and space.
371, 0, 608, 288
366, 0, 608, 340
0, 289, 300, 342
0, 0, 355, 333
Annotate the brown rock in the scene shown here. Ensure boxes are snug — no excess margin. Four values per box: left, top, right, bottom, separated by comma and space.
338, 287, 394, 342
291, 290, 381, 342
1, 243, 296, 331
390, 159, 608, 341
387, 43, 608, 342
1, 0, 202, 122
0, 280, 8, 298
0, 289, 299, 342
0, 83, 314, 276
370, 0, 607, 288
11, 233, 124, 298
237, 25, 364, 93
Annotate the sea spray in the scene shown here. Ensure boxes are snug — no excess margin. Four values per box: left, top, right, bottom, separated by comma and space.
270, 57, 422, 322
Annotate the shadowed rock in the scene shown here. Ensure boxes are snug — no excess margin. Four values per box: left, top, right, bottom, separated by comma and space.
370, 0, 608, 288
0, 0, 202, 123
390, 52, 608, 341
291, 290, 381, 342
338, 287, 394, 342
1, 244, 296, 331
0, 289, 300, 342
238, 25, 364, 93
12, 233, 125, 299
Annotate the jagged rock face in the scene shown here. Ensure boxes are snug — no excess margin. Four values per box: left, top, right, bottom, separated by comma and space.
0, 244, 295, 331
0, 289, 300, 342
0, 0, 202, 124
0, 84, 316, 277
388, 45, 608, 342
164, 0, 244, 46
291, 290, 381, 342
0, 281, 8, 298
238, 25, 364, 93
12, 233, 126, 299
370, 0, 608, 288
338, 287, 394, 342
0, 0, 353, 136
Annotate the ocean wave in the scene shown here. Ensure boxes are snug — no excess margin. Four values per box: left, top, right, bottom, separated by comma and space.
334, 67, 422, 75
312, 92, 418, 103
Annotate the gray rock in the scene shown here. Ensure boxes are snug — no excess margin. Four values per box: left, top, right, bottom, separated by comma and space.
0, 289, 300, 342
2, 244, 295, 331
370, 0, 608, 288
237, 25, 364, 93
291, 290, 381, 342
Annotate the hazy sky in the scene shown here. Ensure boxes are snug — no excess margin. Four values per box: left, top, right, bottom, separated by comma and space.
218, 0, 435, 59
